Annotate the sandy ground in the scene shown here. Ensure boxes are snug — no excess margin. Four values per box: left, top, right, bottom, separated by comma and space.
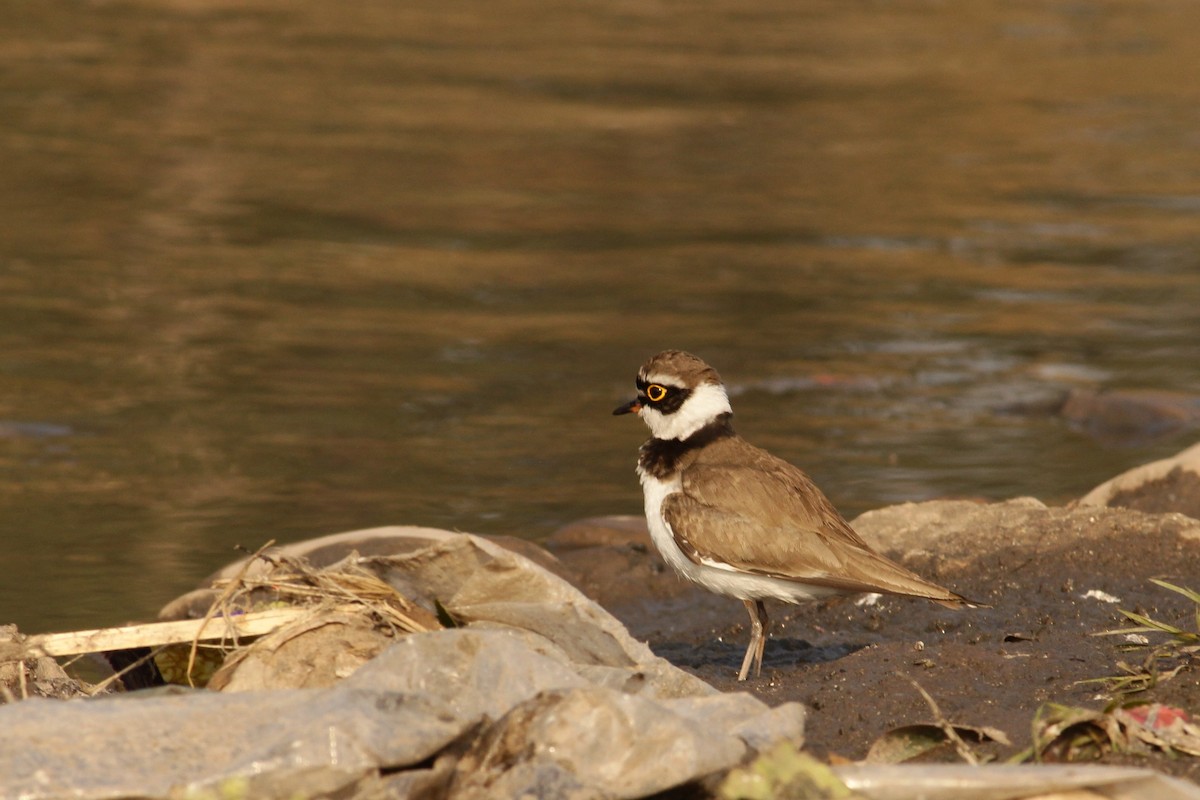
544, 496, 1200, 784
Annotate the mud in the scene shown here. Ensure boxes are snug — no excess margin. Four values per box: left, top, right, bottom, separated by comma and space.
1108, 468, 1200, 520
544, 499, 1200, 783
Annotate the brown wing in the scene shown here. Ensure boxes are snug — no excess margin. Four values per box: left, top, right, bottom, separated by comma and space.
661, 439, 969, 603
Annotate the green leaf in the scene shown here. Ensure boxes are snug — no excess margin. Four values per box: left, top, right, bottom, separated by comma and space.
1149, 579, 1200, 606
1117, 610, 1184, 636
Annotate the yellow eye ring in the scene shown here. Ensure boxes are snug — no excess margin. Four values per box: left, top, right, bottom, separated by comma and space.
646, 384, 668, 402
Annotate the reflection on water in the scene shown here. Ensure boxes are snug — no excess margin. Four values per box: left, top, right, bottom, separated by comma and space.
1, 1, 1198, 632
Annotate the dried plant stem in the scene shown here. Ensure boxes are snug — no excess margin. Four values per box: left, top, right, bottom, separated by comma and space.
186, 540, 277, 687
905, 676, 979, 765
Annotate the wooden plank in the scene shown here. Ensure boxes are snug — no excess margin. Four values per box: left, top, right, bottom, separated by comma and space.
0, 607, 308, 662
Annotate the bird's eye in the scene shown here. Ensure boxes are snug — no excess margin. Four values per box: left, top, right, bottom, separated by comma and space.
646, 384, 668, 402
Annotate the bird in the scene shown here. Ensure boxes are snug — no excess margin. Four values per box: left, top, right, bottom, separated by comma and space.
613, 349, 975, 681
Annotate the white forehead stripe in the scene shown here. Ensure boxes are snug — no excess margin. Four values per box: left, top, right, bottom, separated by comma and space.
640, 372, 687, 388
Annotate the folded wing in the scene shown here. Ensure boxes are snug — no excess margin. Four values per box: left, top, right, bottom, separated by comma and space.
661, 448, 970, 604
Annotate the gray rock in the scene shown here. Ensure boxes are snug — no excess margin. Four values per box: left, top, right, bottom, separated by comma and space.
446, 687, 803, 799
0, 529, 802, 799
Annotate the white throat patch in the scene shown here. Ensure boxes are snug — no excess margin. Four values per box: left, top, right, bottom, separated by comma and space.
640, 381, 732, 440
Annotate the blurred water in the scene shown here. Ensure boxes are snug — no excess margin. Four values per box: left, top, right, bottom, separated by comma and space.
1, 0, 1198, 632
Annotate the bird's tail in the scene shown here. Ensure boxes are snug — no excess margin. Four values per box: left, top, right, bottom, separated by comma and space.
933, 591, 989, 610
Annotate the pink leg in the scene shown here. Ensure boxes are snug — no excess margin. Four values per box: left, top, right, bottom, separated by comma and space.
737, 599, 769, 681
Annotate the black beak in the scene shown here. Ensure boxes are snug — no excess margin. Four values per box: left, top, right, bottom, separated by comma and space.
612, 398, 642, 416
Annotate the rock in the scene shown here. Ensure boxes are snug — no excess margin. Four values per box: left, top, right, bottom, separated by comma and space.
1056, 388, 1200, 445
852, 498, 1044, 557
848, 497, 1200, 598
1074, 441, 1200, 519
0, 626, 89, 701
159, 526, 574, 621
0, 673, 465, 799
545, 515, 651, 550
0, 529, 801, 799
447, 687, 804, 800
209, 608, 395, 691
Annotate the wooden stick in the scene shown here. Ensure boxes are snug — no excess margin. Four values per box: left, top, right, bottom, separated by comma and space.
0, 607, 307, 662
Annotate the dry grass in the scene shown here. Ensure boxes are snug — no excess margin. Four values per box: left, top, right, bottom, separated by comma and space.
1085, 579, 1200, 698
176, 543, 437, 686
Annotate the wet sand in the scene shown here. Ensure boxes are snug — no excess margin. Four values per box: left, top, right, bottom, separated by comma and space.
546, 502, 1200, 781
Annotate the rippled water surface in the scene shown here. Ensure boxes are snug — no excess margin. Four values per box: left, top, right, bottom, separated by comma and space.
2, 1, 1199, 632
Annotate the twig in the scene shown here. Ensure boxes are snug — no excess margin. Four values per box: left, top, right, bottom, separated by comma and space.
186, 540, 276, 687
86, 646, 169, 696
904, 675, 979, 765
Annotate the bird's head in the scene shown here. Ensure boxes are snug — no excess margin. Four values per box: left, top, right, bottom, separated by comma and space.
613, 350, 732, 441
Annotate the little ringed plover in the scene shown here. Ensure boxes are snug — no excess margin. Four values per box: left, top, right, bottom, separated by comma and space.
613, 349, 976, 681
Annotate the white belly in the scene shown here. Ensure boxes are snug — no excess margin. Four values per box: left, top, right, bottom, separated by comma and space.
638, 469, 839, 604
